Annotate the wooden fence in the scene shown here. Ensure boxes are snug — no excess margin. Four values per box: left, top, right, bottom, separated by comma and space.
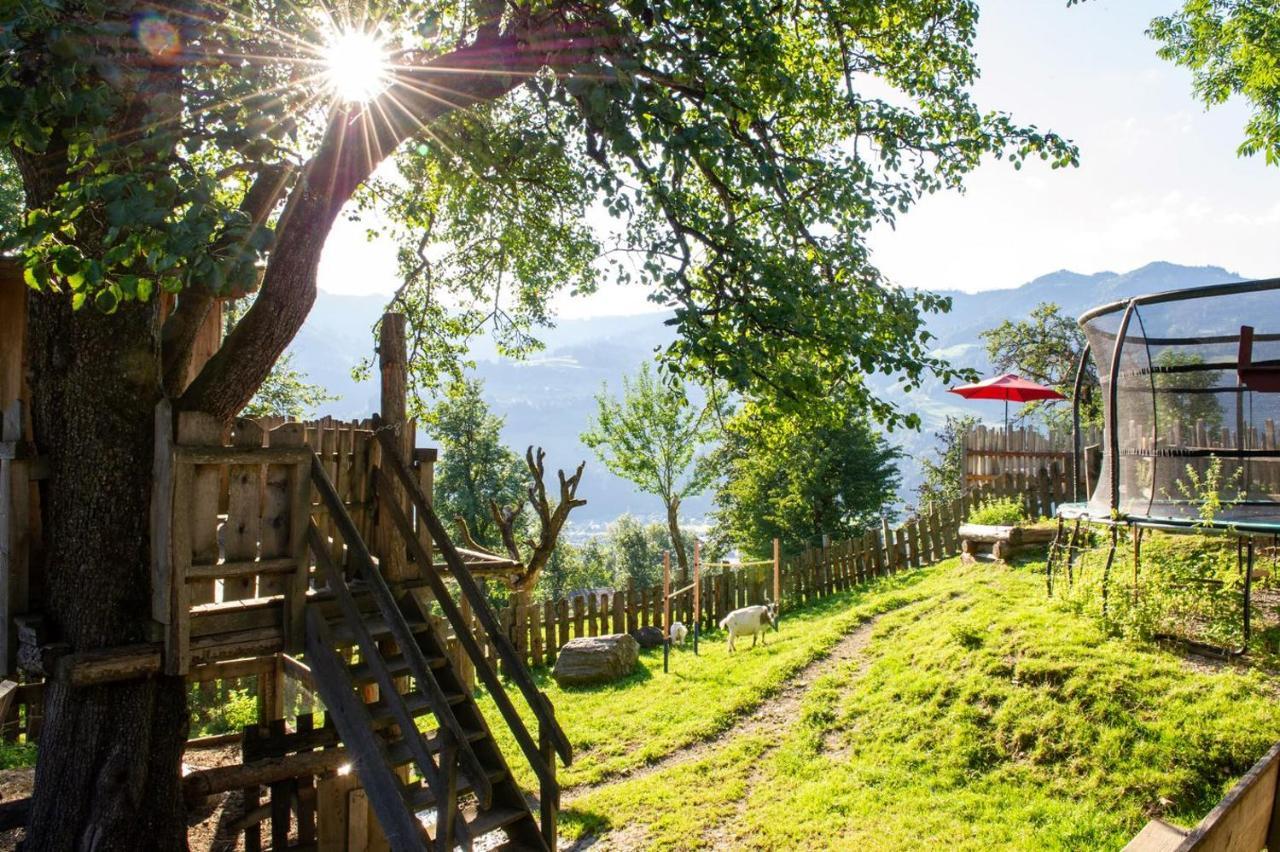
498, 464, 1072, 670
964, 423, 1097, 491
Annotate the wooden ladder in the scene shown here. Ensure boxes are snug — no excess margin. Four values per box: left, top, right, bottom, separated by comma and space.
305, 454, 548, 851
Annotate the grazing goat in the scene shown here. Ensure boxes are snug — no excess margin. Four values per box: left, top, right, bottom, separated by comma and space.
670, 621, 688, 645
718, 602, 778, 652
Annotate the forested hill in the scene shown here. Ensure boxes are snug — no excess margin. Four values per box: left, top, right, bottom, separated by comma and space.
291, 261, 1245, 528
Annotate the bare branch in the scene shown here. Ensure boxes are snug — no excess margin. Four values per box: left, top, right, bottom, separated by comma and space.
511, 446, 586, 593
453, 515, 497, 556
488, 497, 526, 565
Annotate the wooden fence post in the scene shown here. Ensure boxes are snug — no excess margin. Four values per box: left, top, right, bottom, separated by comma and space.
773, 538, 781, 609
663, 551, 671, 638
693, 540, 700, 642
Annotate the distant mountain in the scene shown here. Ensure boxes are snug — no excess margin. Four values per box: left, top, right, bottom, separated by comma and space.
288, 261, 1247, 526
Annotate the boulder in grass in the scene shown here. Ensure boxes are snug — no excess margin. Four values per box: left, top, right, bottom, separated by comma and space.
552, 634, 640, 686
629, 625, 665, 649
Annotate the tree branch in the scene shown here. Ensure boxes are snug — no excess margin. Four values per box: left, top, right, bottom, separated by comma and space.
178, 19, 568, 419
510, 446, 586, 593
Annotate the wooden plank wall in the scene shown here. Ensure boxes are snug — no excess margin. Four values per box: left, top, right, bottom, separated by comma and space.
0, 262, 40, 678
498, 465, 1070, 671
150, 414, 378, 676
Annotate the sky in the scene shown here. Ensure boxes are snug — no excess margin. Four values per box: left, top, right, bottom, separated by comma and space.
316, 0, 1280, 315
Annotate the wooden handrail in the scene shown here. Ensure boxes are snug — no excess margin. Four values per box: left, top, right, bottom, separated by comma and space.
372, 467, 566, 800
371, 428, 573, 765
308, 457, 493, 812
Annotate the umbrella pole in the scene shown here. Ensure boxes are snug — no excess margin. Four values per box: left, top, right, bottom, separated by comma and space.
1004, 398, 1009, 453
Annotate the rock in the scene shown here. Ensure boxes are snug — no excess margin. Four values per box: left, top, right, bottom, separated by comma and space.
629, 625, 665, 649
552, 634, 640, 686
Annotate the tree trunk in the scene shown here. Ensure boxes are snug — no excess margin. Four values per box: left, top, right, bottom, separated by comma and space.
24, 294, 189, 851
666, 497, 689, 586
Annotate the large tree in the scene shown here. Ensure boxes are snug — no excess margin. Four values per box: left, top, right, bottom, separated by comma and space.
582, 364, 724, 584
1, 1, 1072, 845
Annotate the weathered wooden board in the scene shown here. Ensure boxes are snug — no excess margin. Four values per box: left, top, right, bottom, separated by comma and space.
222, 419, 264, 601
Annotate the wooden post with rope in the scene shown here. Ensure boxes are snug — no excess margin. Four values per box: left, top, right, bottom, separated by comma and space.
662, 550, 671, 674
693, 540, 701, 656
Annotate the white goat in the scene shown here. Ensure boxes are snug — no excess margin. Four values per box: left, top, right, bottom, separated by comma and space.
718, 602, 778, 652
670, 621, 688, 645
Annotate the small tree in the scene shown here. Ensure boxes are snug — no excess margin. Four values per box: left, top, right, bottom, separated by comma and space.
429, 379, 529, 549
582, 364, 725, 584
712, 399, 901, 556
981, 302, 1097, 431
916, 415, 978, 512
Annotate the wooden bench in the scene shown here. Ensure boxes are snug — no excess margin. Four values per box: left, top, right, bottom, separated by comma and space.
958, 524, 1055, 562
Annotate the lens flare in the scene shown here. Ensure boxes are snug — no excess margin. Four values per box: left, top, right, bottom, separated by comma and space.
135, 14, 180, 58
323, 29, 391, 103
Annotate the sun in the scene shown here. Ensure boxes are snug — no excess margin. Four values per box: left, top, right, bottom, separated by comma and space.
323, 29, 391, 103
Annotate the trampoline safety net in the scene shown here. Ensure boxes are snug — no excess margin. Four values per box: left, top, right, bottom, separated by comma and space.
1079, 278, 1280, 527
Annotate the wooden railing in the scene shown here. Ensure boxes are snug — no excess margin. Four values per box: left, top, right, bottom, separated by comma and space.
1125, 742, 1280, 851
496, 465, 1073, 670
372, 426, 570, 848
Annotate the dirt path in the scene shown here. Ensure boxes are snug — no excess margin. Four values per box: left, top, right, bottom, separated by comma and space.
560, 615, 884, 851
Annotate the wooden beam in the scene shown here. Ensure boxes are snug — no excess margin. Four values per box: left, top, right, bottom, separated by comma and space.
53, 644, 161, 687
174, 446, 311, 465
181, 746, 350, 800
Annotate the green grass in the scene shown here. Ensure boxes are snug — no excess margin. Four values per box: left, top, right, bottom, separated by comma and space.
480, 556, 1280, 850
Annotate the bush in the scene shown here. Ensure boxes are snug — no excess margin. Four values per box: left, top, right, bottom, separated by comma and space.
189, 682, 261, 737
0, 741, 36, 769
968, 498, 1027, 526
1065, 530, 1247, 649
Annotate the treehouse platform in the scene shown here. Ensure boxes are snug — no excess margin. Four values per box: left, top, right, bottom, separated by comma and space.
0, 262, 570, 849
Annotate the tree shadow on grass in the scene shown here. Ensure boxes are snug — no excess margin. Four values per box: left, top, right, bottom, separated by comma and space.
557, 806, 617, 851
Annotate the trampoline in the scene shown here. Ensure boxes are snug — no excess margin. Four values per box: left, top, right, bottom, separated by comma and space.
1046, 276, 1280, 654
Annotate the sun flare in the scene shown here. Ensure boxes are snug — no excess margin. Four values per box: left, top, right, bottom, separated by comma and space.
323, 29, 391, 103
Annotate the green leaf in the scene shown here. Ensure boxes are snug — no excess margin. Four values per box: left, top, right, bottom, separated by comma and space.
94, 288, 118, 313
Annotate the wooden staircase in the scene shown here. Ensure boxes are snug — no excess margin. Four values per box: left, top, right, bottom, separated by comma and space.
304, 437, 571, 851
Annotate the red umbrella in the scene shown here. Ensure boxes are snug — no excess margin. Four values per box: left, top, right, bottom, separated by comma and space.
948, 374, 1067, 446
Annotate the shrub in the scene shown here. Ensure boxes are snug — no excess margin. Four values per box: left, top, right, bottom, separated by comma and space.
189, 683, 261, 737
1065, 529, 1247, 649
0, 741, 36, 769
968, 498, 1027, 526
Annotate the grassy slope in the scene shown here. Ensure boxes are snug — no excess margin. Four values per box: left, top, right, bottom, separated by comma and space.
476, 569, 940, 788
486, 558, 1280, 850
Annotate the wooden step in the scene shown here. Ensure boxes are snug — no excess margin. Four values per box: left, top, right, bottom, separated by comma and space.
349, 652, 447, 685
367, 690, 467, 728
463, 804, 531, 839
330, 614, 434, 645
385, 728, 487, 767
402, 766, 507, 812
